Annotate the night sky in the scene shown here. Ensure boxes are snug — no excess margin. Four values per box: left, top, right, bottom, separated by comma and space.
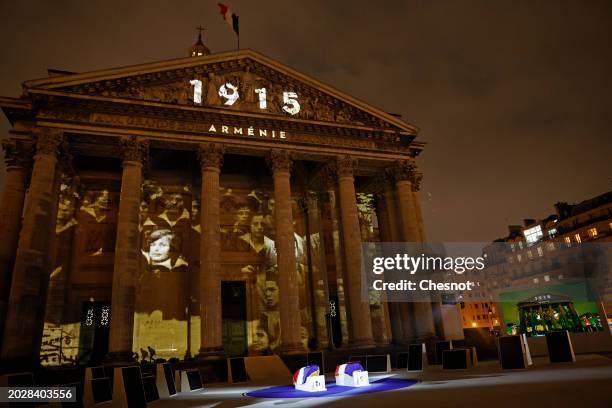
0, 0, 610, 243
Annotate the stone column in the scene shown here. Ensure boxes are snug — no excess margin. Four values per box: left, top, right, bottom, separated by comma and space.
0, 129, 62, 366
411, 172, 426, 242
268, 150, 304, 353
198, 143, 224, 356
305, 192, 330, 349
335, 155, 375, 348
394, 160, 435, 340
0, 140, 32, 346
383, 176, 401, 242
375, 192, 404, 345
107, 136, 148, 363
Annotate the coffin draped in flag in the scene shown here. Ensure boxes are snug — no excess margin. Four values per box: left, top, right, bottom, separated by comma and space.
218, 3, 239, 35
292, 365, 320, 385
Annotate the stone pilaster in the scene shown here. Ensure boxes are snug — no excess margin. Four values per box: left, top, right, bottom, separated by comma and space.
107, 136, 148, 363
197, 143, 224, 357
305, 192, 330, 350
0, 129, 62, 366
394, 160, 435, 340
268, 150, 304, 353
335, 155, 375, 348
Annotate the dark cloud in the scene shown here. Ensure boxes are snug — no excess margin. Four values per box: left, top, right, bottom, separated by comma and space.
1, 0, 610, 242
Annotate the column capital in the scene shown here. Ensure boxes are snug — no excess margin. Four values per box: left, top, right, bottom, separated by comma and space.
1, 139, 33, 169
392, 160, 416, 182
119, 136, 149, 163
32, 128, 63, 157
197, 143, 224, 170
336, 155, 357, 178
267, 150, 293, 173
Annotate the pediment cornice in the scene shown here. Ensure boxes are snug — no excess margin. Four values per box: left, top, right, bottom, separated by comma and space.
22, 50, 419, 135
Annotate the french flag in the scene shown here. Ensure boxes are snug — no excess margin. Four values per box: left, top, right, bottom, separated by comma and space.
335, 362, 364, 377
292, 365, 320, 385
218, 3, 239, 36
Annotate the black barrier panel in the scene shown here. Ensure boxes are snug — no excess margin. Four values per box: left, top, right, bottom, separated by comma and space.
91, 367, 106, 380
142, 375, 159, 403
435, 341, 451, 365
499, 336, 526, 369
91, 378, 112, 404
307, 352, 324, 374
442, 349, 469, 369
408, 344, 424, 371
121, 367, 146, 408
546, 331, 575, 363
229, 358, 248, 383
396, 352, 409, 369
187, 370, 203, 390
7, 373, 34, 386
163, 364, 176, 395
60, 382, 83, 408
366, 355, 389, 372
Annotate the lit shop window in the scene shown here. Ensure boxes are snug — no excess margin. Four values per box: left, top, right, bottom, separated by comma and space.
537, 247, 543, 257
544, 275, 550, 282
588, 227, 598, 238
564, 236, 572, 247
574, 233, 582, 243
548, 228, 557, 237
524, 225, 543, 245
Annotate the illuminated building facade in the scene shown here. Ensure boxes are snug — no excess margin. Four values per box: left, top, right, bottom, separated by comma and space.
479, 191, 612, 335
0, 40, 453, 368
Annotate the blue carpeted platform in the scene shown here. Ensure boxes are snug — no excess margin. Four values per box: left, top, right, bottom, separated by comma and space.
246, 378, 418, 398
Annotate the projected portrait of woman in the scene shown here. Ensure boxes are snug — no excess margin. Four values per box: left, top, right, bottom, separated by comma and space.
142, 228, 188, 272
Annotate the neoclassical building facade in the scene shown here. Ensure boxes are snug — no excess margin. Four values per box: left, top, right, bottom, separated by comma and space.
0, 45, 451, 368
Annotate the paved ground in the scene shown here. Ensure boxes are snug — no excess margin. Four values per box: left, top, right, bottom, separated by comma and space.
155, 354, 612, 408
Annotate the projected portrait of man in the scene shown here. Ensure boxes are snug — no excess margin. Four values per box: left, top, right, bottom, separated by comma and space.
142, 229, 188, 272
56, 196, 78, 234
155, 193, 190, 228
264, 280, 279, 310
221, 194, 259, 251
81, 189, 110, 223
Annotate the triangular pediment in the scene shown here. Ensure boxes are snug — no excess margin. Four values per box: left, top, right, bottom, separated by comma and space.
24, 50, 418, 134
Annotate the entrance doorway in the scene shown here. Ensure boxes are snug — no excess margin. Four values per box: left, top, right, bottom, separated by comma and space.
78, 301, 110, 365
221, 281, 247, 356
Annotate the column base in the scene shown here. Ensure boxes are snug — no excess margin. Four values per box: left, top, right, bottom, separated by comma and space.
348, 338, 377, 349
278, 343, 306, 355
104, 351, 137, 366
197, 347, 224, 360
